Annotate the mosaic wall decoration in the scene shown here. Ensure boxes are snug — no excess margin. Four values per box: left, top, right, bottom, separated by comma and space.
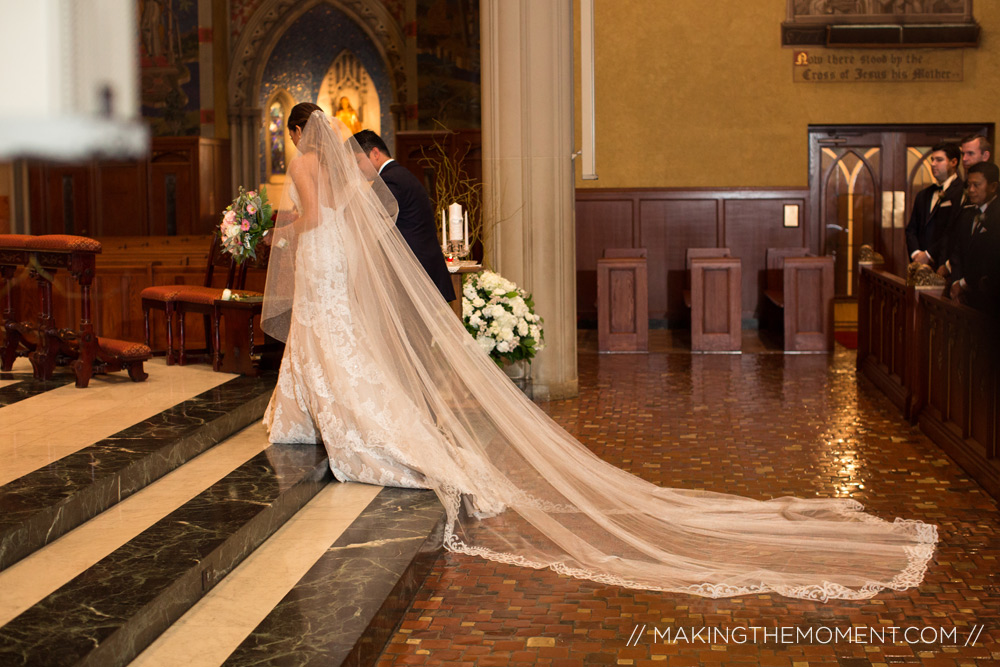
232, 0, 405, 42
416, 0, 480, 130
139, 0, 201, 136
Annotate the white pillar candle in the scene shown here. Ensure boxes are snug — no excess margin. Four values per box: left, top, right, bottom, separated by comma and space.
463, 211, 468, 248
441, 209, 446, 247
448, 202, 464, 241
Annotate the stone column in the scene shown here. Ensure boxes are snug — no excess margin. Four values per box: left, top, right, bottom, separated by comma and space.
229, 108, 261, 192
481, 0, 578, 400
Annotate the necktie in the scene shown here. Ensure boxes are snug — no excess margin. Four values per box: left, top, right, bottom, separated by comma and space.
972, 210, 984, 235
930, 184, 944, 211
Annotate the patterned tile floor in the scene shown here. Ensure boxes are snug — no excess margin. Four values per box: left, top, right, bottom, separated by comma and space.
376, 332, 1000, 667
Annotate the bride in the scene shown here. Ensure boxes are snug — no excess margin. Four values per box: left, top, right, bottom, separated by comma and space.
263, 107, 936, 601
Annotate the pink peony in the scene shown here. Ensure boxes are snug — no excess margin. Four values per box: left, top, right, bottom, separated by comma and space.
241, 219, 251, 231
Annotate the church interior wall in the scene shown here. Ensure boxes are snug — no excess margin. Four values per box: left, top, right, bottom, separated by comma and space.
139, 0, 203, 137
257, 2, 395, 168
574, 0, 999, 189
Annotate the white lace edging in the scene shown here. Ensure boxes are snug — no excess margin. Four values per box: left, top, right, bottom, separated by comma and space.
439, 498, 938, 602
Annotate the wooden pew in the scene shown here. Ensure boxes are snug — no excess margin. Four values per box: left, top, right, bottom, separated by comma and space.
912, 291, 999, 500
856, 264, 942, 420
764, 247, 834, 351
682, 247, 731, 308
597, 248, 648, 352
683, 248, 741, 352
858, 263, 1000, 502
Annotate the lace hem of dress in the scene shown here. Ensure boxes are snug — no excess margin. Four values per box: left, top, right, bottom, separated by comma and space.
439, 495, 938, 602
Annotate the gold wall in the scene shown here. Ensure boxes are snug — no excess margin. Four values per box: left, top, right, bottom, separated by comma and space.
575, 0, 999, 189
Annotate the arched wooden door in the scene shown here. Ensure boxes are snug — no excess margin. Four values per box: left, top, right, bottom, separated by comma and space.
808, 124, 991, 334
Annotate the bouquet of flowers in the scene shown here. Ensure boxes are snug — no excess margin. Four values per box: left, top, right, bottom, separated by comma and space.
219, 186, 274, 264
462, 270, 544, 367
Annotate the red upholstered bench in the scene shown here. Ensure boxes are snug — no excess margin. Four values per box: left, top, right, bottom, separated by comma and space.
23, 234, 103, 253
84, 337, 151, 385
0, 233, 150, 386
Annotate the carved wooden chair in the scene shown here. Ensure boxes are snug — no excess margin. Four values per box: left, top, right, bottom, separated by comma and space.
141, 235, 245, 365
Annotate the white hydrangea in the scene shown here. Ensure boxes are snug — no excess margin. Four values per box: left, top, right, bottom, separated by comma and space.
462, 269, 544, 365
476, 335, 496, 353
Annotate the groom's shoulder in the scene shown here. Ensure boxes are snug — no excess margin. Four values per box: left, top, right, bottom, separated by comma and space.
382, 161, 421, 189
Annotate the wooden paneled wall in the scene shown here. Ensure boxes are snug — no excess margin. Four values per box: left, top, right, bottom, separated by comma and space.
5, 236, 266, 354
576, 188, 811, 325
27, 137, 230, 237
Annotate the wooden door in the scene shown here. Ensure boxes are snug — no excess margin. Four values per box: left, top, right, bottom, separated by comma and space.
28, 163, 94, 235
809, 124, 991, 295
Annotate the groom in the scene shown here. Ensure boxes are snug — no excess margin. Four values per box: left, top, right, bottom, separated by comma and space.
353, 130, 456, 303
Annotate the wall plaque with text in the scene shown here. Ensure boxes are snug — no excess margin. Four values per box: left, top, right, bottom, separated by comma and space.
792, 49, 963, 83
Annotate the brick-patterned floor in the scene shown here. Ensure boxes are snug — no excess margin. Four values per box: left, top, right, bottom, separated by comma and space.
376, 333, 999, 666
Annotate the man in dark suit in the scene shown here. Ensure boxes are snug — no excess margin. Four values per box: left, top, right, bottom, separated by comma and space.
353, 130, 456, 303
949, 161, 1000, 316
939, 135, 994, 278
905, 142, 963, 271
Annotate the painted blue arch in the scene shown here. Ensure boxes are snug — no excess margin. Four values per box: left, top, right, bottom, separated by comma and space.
259, 3, 395, 175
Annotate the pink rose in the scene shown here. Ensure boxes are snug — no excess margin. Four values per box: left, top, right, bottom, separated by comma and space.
241, 219, 251, 231
224, 210, 237, 223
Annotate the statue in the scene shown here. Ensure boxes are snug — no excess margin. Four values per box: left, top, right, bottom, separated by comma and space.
334, 96, 362, 134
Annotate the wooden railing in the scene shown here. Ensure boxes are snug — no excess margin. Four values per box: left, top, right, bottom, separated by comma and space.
913, 292, 998, 498
857, 265, 920, 418
859, 264, 999, 500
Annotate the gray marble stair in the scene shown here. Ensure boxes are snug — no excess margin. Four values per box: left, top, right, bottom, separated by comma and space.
0, 443, 332, 667
226, 487, 446, 667
0, 374, 278, 571
0, 369, 446, 667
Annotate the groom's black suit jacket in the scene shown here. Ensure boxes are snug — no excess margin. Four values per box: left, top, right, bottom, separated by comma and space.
380, 160, 456, 302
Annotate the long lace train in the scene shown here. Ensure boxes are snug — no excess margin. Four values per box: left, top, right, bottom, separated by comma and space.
262, 111, 937, 601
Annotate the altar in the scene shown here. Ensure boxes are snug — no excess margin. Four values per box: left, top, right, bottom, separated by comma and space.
448, 263, 482, 319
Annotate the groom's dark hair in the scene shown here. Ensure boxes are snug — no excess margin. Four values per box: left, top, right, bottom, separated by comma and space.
353, 130, 390, 157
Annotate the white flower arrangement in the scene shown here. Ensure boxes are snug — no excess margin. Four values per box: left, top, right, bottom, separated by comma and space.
462, 270, 544, 367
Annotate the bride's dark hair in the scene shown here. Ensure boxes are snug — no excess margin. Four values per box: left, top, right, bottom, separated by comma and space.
288, 102, 323, 133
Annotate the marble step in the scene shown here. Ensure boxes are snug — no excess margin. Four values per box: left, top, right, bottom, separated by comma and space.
0, 374, 74, 408
225, 487, 446, 667
0, 443, 332, 667
0, 373, 278, 572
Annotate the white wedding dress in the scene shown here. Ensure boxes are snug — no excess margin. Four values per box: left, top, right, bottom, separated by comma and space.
263, 112, 937, 601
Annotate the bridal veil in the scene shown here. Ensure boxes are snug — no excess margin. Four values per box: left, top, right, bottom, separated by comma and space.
262, 111, 936, 601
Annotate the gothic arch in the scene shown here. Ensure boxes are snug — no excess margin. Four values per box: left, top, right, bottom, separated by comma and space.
227, 0, 406, 188
229, 0, 405, 110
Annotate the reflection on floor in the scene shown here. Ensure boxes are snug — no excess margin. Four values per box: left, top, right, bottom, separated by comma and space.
379, 332, 999, 667
0, 333, 996, 666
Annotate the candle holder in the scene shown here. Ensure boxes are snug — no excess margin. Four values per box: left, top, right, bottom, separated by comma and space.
444, 240, 470, 260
